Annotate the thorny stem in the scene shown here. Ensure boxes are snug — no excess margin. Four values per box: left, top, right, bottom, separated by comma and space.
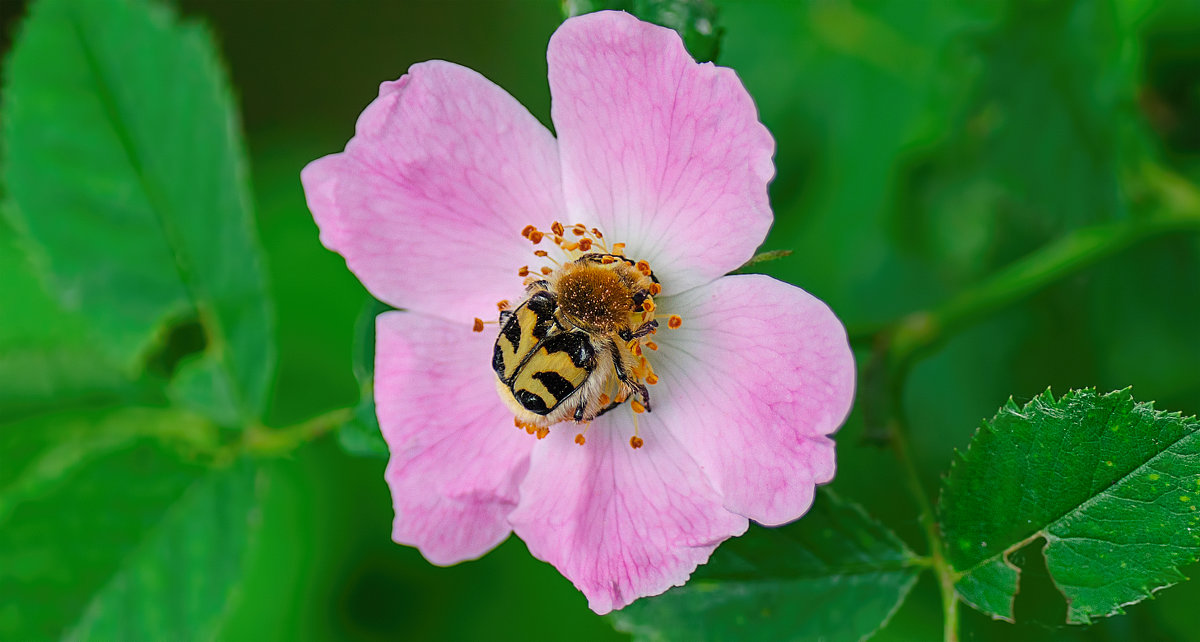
860, 165, 1200, 642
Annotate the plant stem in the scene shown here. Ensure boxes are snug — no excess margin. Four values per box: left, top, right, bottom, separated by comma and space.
860, 167, 1200, 640
887, 412, 959, 642
237, 407, 354, 458
852, 167, 1200, 365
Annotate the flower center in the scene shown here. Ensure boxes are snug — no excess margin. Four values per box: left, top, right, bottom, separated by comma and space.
474, 222, 683, 450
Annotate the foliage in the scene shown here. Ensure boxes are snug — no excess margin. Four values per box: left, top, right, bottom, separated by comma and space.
3, 0, 1200, 640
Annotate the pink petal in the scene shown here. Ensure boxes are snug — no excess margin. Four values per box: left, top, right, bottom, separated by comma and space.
547, 11, 775, 295
302, 61, 565, 322
653, 275, 855, 526
375, 310, 534, 564
508, 418, 749, 614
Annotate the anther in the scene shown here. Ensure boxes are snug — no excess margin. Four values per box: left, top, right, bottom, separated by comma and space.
631, 400, 646, 414
578, 238, 593, 251
540, 266, 553, 275
645, 341, 658, 351
668, 315, 683, 329
630, 436, 644, 449
611, 243, 626, 255
591, 228, 604, 239
521, 225, 536, 239
575, 434, 586, 445
636, 260, 652, 276
601, 256, 616, 264
551, 221, 565, 236
534, 249, 549, 257
649, 283, 661, 295
472, 318, 485, 332
562, 242, 579, 252
529, 230, 544, 244
572, 226, 586, 236
641, 299, 656, 313
518, 266, 530, 277
646, 372, 659, 385
496, 300, 510, 310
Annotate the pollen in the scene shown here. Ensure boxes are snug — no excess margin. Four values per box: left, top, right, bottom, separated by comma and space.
500, 223, 667, 449
496, 300, 510, 310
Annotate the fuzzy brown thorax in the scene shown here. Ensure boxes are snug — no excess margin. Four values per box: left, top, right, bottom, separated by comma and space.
552, 261, 638, 333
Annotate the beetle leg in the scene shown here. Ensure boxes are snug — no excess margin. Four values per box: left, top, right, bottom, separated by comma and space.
593, 399, 623, 419
630, 319, 658, 339
607, 339, 651, 412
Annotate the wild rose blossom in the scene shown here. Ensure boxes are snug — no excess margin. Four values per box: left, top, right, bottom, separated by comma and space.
301, 10, 855, 614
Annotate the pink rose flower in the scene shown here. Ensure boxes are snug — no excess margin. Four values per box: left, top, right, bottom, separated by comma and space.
301, 10, 855, 614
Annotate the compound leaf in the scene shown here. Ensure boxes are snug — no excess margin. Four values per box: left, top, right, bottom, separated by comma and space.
0, 407, 258, 640
938, 389, 1200, 624
2, 0, 274, 424
611, 489, 922, 642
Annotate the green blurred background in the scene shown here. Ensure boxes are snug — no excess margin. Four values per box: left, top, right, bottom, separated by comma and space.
2, 0, 1200, 640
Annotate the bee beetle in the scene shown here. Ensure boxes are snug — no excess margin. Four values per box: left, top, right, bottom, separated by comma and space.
492, 253, 659, 427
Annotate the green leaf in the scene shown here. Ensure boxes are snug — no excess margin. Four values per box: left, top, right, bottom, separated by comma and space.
65, 459, 261, 641
2, 0, 275, 423
0, 407, 258, 640
337, 297, 391, 460
0, 226, 138, 419
938, 389, 1200, 624
611, 490, 923, 642
563, 0, 723, 62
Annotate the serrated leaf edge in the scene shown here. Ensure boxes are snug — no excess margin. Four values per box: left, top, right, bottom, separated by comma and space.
938, 387, 1200, 624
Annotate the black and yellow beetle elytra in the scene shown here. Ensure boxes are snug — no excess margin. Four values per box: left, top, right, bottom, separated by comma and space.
492, 252, 659, 428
